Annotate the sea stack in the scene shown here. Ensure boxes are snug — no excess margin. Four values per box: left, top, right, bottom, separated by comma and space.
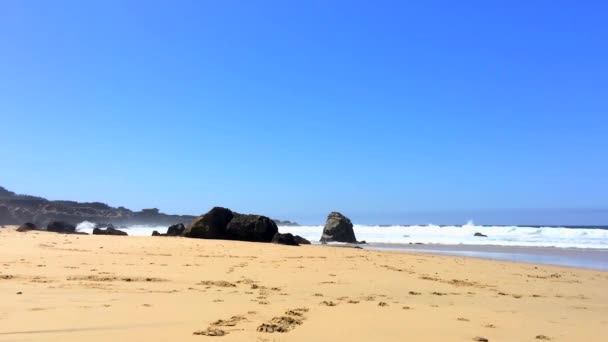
320, 212, 358, 243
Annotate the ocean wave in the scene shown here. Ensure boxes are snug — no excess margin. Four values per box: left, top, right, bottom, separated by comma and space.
76, 221, 168, 236
75, 221, 608, 249
280, 224, 608, 249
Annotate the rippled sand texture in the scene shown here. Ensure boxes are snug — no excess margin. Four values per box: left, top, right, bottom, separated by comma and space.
1, 226, 607, 341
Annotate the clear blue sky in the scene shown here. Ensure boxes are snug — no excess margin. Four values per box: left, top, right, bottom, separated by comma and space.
1, 1, 607, 225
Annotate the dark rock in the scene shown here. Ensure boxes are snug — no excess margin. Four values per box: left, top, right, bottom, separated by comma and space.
320, 212, 357, 243
47, 221, 76, 233
184, 207, 234, 239
93, 227, 128, 236
271, 233, 299, 246
474, 232, 488, 237
16, 222, 38, 232
151, 224, 185, 237
94, 223, 115, 230
184, 208, 278, 243
166, 223, 185, 236
293, 235, 311, 245
225, 214, 278, 242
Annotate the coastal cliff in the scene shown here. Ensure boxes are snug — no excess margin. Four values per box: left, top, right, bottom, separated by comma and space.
0, 186, 297, 228
0, 186, 195, 227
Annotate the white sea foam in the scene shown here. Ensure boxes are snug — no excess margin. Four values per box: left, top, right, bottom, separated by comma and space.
280, 224, 608, 249
75, 221, 608, 249
76, 221, 168, 236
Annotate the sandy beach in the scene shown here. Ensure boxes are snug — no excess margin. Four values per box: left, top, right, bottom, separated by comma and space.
1, 226, 607, 341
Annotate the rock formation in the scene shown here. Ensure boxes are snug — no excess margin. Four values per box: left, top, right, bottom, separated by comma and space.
47, 221, 76, 233
320, 212, 358, 243
293, 235, 311, 245
225, 214, 278, 242
271, 233, 310, 246
151, 223, 186, 236
0, 186, 195, 227
184, 207, 278, 242
184, 207, 234, 239
272, 233, 300, 246
93, 227, 128, 236
16, 222, 37, 232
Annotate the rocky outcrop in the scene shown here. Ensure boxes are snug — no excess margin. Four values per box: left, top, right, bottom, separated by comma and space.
225, 214, 278, 242
474, 232, 488, 237
47, 221, 76, 233
151, 223, 186, 237
294, 235, 311, 245
166, 223, 186, 236
185, 208, 278, 243
184, 207, 234, 239
93, 227, 128, 236
272, 233, 299, 246
320, 212, 358, 243
0, 186, 195, 227
16, 222, 37, 232
271, 233, 310, 246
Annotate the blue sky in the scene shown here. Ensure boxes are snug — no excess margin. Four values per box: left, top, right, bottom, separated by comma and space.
1, 1, 607, 225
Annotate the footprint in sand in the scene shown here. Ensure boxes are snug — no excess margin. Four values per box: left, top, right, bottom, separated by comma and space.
285, 308, 308, 317
193, 328, 226, 336
198, 280, 237, 288
257, 309, 307, 333
378, 302, 388, 307
211, 315, 247, 327
320, 301, 337, 306
536, 335, 551, 340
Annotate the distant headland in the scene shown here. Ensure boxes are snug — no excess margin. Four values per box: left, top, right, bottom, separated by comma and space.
0, 186, 297, 227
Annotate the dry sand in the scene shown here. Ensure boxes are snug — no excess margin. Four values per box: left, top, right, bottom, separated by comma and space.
1, 226, 607, 341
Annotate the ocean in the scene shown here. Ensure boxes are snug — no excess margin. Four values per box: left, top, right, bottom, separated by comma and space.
76, 222, 608, 271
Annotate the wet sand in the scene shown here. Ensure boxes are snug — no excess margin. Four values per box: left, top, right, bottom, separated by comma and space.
367, 243, 608, 271
1, 226, 607, 341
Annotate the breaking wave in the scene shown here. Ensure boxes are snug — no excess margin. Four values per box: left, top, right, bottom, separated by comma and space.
280, 224, 608, 249
75, 221, 608, 249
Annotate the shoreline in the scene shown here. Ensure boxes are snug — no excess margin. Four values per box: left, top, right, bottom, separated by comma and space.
1, 226, 607, 341
362, 243, 608, 271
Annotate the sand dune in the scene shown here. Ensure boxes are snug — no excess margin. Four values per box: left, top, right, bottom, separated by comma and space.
1, 226, 607, 341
